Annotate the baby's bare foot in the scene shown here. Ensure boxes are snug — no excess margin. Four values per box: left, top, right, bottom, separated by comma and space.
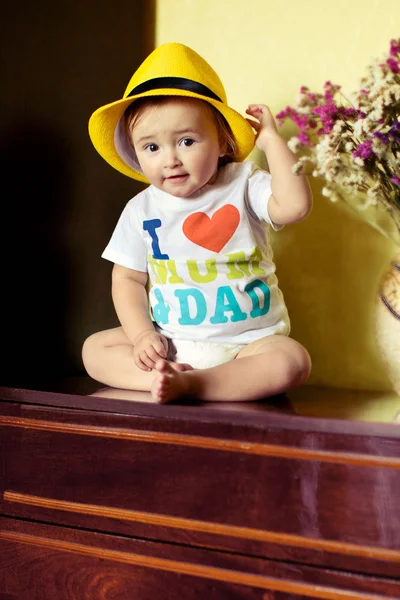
151, 360, 192, 403
171, 362, 194, 372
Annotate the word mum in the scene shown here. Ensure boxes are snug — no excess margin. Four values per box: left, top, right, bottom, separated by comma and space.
148, 249, 271, 326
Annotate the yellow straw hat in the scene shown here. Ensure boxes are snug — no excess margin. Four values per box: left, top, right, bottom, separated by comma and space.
88, 43, 255, 182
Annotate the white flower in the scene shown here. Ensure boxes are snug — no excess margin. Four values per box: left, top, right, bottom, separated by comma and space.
287, 137, 303, 153
332, 120, 346, 134
372, 137, 389, 159
353, 120, 364, 137
292, 161, 304, 175
367, 184, 380, 197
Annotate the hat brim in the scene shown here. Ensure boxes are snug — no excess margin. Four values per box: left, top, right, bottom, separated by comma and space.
89, 89, 255, 182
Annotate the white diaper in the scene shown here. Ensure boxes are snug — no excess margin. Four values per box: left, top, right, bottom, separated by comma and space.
167, 338, 245, 369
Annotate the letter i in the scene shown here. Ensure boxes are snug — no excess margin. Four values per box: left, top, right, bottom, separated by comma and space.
143, 219, 169, 259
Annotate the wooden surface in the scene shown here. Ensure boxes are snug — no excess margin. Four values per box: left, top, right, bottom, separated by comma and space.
1, 518, 399, 600
288, 385, 400, 424
1, 386, 399, 598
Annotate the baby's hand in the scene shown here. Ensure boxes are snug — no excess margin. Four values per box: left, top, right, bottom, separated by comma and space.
133, 330, 168, 371
246, 104, 279, 149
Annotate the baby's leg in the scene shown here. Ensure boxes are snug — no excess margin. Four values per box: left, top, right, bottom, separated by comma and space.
82, 327, 192, 391
152, 335, 310, 403
82, 327, 155, 390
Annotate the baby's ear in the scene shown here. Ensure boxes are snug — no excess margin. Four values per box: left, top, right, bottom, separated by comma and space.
218, 136, 227, 157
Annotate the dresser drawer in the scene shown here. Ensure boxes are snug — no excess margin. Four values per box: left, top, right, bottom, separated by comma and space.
1, 396, 399, 580
1, 517, 399, 600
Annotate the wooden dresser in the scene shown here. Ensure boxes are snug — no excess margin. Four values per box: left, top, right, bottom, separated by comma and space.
1, 385, 399, 599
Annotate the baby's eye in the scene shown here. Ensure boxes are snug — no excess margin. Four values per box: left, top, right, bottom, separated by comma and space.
180, 138, 195, 147
145, 143, 159, 153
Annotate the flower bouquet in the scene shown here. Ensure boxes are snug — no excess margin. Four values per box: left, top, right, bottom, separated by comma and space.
276, 39, 400, 246
277, 39, 400, 399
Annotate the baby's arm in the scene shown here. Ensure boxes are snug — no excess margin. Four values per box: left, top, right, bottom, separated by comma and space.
111, 264, 168, 371
246, 104, 312, 226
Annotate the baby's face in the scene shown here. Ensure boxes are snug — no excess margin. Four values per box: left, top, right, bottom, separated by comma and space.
131, 98, 225, 197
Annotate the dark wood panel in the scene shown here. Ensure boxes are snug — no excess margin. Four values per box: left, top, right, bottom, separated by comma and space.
2, 391, 399, 450
3, 419, 399, 538
1, 402, 399, 577
1, 518, 399, 600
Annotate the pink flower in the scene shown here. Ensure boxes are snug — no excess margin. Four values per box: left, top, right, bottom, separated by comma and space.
297, 132, 311, 146
353, 140, 374, 160
324, 81, 341, 100
312, 101, 339, 133
341, 107, 358, 119
291, 113, 309, 130
386, 57, 400, 74
276, 106, 294, 125
390, 38, 400, 57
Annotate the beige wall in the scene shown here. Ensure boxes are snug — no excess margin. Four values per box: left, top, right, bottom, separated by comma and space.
156, 0, 399, 391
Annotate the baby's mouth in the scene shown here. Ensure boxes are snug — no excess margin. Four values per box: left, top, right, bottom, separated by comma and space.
166, 174, 188, 181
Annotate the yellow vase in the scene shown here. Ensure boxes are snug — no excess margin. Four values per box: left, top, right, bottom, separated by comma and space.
375, 252, 400, 396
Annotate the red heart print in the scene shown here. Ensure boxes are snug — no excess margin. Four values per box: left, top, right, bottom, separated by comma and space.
182, 204, 240, 252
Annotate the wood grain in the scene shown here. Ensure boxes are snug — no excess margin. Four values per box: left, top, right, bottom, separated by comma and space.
1, 415, 399, 468
4, 491, 400, 564
0, 528, 397, 600
1, 389, 399, 597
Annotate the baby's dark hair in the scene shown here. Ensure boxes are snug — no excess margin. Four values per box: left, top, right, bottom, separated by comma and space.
123, 96, 238, 168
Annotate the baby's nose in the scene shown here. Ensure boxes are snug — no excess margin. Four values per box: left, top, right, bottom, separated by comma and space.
164, 147, 182, 168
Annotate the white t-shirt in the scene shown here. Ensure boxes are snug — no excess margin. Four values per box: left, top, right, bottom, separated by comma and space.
102, 161, 290, 343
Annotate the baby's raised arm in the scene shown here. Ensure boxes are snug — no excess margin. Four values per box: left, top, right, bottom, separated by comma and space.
111, 264, 168, 371
246, 104, 312, 226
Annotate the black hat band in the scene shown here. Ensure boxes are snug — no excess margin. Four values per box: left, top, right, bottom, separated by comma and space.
127, 76, 222, 103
